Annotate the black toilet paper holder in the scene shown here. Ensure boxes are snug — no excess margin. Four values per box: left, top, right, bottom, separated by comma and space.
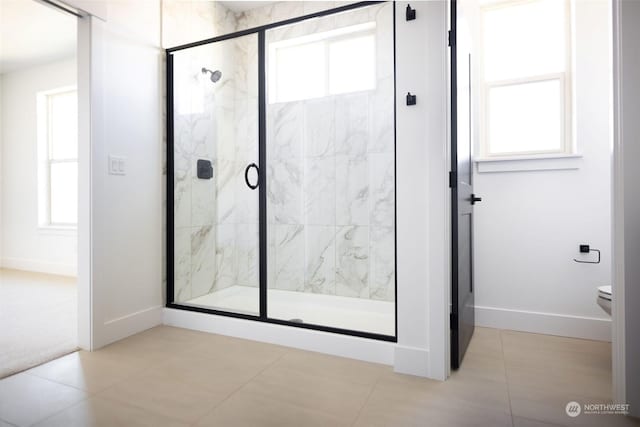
573, 244, 601, 264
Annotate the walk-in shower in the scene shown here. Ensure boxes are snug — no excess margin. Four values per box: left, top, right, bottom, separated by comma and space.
167, 2, 396, 339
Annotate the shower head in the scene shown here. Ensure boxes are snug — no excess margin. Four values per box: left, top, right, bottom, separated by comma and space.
201, 67, 222, 83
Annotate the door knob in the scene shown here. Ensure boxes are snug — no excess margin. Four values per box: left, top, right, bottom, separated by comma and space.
471, 194, 482, 205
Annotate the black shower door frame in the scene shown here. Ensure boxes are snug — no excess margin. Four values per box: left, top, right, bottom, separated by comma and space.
166, 1, 397, 342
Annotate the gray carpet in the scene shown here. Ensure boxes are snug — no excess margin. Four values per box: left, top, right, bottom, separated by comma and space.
0, 269, 77, 378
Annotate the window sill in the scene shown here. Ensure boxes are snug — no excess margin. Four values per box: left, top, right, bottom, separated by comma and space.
38, 225, 77, 236
474, 153, 583, 173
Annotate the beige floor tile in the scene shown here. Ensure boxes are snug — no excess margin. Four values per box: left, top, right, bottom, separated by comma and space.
501, 331, 611, 373
96, 368, 224, 424
95, 326, 202, 366
26, 350, 144, 393
466, 327, 505, 358
151, 351, 275, 395
506, 363, 612, 402
0, 372, 88, 426
270, 349, 389, 387
191, 333, 288, 365
195, 389, 349, 427
235, 363, 374, 423
32, 396, 188, 427
513, 415, 566, 426
355, 372, 512, 427
509, 384, 640, 427
455, 350, 508, 382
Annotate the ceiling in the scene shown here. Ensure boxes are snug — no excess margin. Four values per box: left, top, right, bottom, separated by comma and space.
0, 0, 76, 74
219, 1, 275, 13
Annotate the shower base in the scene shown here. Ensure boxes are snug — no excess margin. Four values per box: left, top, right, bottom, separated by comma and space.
184, 286, 395, 337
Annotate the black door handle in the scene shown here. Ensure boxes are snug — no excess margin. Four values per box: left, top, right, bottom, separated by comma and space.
471, 194, 482, 205
244, 163, 259, 190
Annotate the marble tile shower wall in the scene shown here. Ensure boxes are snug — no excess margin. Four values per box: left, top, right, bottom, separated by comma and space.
165, 0, 240, 303
264, 3, 395, 301
171, 12, 262, 302
168, 1, 395, 303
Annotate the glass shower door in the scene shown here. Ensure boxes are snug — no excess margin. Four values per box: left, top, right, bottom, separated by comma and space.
170, 33, 260, 316
264, 3, 396, 336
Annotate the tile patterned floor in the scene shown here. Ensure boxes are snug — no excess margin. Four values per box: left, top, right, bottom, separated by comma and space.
0, 326, 638, 426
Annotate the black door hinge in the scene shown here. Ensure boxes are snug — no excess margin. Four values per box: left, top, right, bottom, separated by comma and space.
450, 313, 458, 330
448, 30, 455, 47
449, 171, 457, 188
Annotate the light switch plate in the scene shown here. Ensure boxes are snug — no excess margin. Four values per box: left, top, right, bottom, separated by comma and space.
108, 155, 126, 175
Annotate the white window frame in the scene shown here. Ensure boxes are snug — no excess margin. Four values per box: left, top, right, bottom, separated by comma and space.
37, 85, 78, 231
478, 0, 573, 161
268, 22, 377, 104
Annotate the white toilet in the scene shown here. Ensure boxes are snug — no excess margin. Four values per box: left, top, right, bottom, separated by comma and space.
597, 285, 612, 315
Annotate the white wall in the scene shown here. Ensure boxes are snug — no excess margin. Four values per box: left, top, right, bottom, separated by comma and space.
612, 0, 640, 416
78, 0, 164, 349
472, 0, 613, 341
0, 75, 3, 264
0, 58, 78, 277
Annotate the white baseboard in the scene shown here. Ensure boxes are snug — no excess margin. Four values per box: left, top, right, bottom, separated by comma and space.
163, 308, 396, 366
394, 345, 431, 377
1, 257, 77, 277
95, 305, 163, 349
475, 305, 612, 342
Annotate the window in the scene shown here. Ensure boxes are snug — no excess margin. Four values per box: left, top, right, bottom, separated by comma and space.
268, 22, 376, 104
37, 87, 78, 228
480, 0, 571, 158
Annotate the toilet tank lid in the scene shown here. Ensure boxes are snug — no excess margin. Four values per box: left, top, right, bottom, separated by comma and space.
598, 285, 612, 295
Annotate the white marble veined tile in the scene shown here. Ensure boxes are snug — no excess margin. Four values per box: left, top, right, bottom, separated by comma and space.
304, 97, 335, 157
333, 2, 375, 28
212, 105, 235, 160
214, 224, 238, 291
213, 159, 237, 224
369, 226, 395, 302
191, 163, 216, 227
335, 93, 369, 157
304, 157, 335, 225
305, 226, 336, 295
373, 3, 394, 81
174, 227, 192, 302
368, 77, 395, 154
273, 224, 305, 292
189, 1, 218, 43
266, 9, 336, 43
267, 159, 303, 225
302, 1, 338, 16
173, 115, 193, 172
235, 165, 260, 224
336, 154, 369, 226
190, 225, 216, 299
369, 152, 394, 227
174, 169, 192, 228
190, 113, 216, 160
268, 101, 304, 160
235, 223, 259, 288
246, 1, 304, 28
335, 225, 369, 298
234, 97, 259, 163
245, 40, 260, 100
161, 0, 192, 48
213, 1, 237, 35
